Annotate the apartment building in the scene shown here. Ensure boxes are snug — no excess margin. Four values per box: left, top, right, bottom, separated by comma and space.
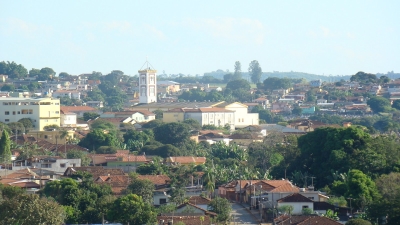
0, 97, 61, 130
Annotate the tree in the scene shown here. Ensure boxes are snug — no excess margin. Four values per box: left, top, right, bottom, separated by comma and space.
0, 194, 66, 225
0, 130, 12, 165
0, 61, 28, 79
153, 109, 164, 119
263, 77, 293, 91
38, 67, 56, 81
90, 119, 117, 130
345, 218, 372, 225
142, 119, 164, 129
346, 170, 380, 209
7, 122, 25, 134
208, 197, 232, 222
125, 174, 155, 205
18, 118, 33, 132
67, 149, 91, 166
292, 106, 302, 115
0, 84, 15, 92
375, 172, 400, 201
393, 99, 400, 110
350, 71, 377, 85
233, 61, 242, 80
226, 79, 251, 91
153, 122, 191, 145
83, 112, 100, 121
43, 124, 60, 131
248, 60, 262, 83
107, 194, 156, 225
379, 75, 390, 84
367, 96, 392, 113
183, 118, 201, 130
78, 129, 120, 151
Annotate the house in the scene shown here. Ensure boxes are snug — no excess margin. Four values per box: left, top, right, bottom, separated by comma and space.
138, 174, 171, 205
310, 79, 322, 87
60, 109, 77, 127
85, 101, 104, 108
229, 132, 263, 146
63, 166, 125, 178
101, 110, 155, 123
277, 193, 314, 215
243, 124, 306, 136
157, 80, 180, 94
165, 157, 206, 166
94, 174, 129, 195
174, 202, 217, 217
52, 90, 81, 99
198, 132, 231, 145
274, 215, 342, 225
188, 196, 212, 210
157, 215, 212, 225
300, 106, 315, 114
287, 119, 341, 132
12, 157, 81, 175
0, 97, 61, 131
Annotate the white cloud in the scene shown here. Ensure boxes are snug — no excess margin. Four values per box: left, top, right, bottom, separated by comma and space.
182, 17, 267, 44
1, 18, 53, 38
144, 24, 166, 40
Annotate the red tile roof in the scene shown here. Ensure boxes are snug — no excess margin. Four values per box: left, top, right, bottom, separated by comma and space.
137, 175, 171, 186
60, 106, 97, 112
277, 193, 313, 203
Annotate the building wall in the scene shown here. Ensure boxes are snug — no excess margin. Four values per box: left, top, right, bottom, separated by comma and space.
12, 158, 81, 174
61, 113, 77, 126
163, 111, 185, 123
277, 202, 314, 215
222, 103, 259, 128
0, 98, 60, 131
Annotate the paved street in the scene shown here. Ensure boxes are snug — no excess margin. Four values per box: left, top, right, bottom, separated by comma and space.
230, 203, 259, 225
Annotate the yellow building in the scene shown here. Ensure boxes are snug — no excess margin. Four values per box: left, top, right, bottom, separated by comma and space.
163, 108, 185, 123
0, 97, 61, 131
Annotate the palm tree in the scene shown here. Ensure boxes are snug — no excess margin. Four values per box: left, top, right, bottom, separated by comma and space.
204, 166, 216, 198
59, 129, 69, 157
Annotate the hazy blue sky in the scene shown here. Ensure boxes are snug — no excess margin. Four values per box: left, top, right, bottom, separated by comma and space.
0, 1, 399, 76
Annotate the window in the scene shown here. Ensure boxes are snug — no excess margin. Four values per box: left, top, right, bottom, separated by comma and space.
17, 111, 20, 114
72, 163, 76, 167
60, 163, 66, 168
302, 205, 309, 209
55, 111, 59, 114
5, 119, 9, 122
12, 111, 16, 115
308, 197, 314, 200
5, 111, 9, 115
159, 198, 167, 205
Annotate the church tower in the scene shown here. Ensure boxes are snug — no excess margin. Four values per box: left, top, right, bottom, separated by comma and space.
138, 62, 157, 104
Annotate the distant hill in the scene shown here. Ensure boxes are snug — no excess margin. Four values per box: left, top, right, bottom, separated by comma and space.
204, 70, 351, 82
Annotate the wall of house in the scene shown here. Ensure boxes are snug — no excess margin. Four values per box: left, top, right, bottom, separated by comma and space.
13, 158, 81, 174
61, 113, 77, 127
278, 202, 314, 215
163, 112, 185, 123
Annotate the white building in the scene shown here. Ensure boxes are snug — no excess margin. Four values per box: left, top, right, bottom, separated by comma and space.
52, 90, 81, 100
215, 102, 259, 128
139, 66, 157, 104
60, 110, 77, 127
0, 97, 60, 131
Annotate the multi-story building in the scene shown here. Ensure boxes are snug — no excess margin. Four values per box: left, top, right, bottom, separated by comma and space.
0, 97, 60, 131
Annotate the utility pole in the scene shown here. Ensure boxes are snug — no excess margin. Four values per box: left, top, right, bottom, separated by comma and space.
348, 198, 353, 218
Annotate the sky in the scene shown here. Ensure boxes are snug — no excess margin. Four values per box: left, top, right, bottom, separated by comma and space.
0, 0, 399, 76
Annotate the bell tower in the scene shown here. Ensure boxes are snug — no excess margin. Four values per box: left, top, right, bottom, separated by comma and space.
138, 61, 157, 104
